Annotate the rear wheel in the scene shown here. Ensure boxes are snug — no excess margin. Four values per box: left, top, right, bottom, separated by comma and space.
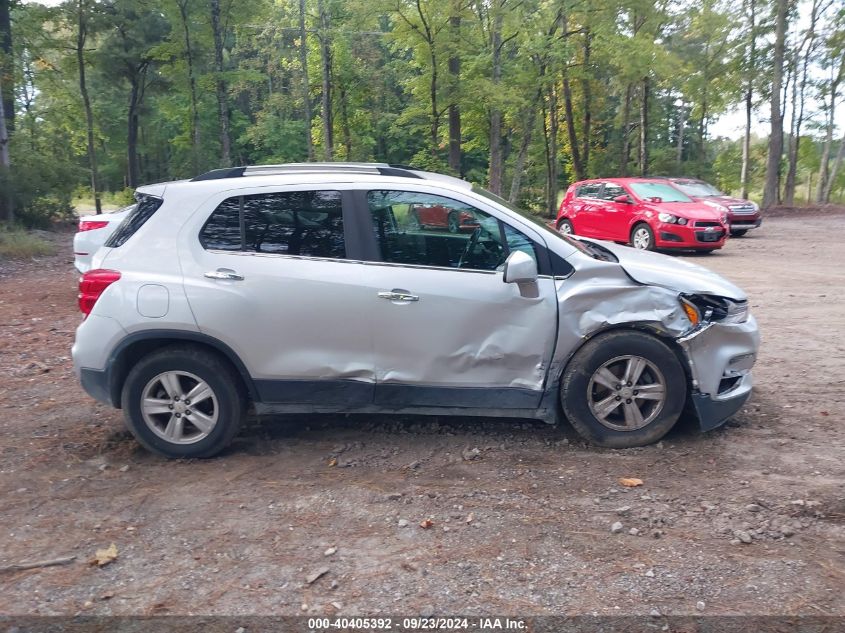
560, 331, 687, 448
730, 229, 748, 237
557, 219, 575, 235
630, 223, 655, 250
121, 346, 245, 458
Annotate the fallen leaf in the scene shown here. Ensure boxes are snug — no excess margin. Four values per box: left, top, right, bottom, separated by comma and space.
306, 567, 330, 585
619, 478, 643, 487
820, 411, 829, 416
419, 518, 434, 529
89, 543, 118, 567
100, 591, 115, 601
328, 457, 337, 467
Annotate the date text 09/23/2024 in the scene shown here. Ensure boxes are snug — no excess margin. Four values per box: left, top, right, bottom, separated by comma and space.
307, 617, 526, 630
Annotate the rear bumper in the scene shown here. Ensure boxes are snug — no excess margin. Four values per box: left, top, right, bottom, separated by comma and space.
80, 368, 116, 407
655, 222, 727, 249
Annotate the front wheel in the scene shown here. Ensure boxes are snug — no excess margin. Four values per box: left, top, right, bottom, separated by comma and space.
560, 331, 687, 448
121, 346, 246, 458
630, 223, 655, 250
730, 229, 748, 237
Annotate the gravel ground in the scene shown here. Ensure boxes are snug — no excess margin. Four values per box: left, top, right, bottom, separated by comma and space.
0, 212, 843, 618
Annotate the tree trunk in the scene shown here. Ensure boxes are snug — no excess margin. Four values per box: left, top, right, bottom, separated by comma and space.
339, 84, 352, 160
740, 0, 756, 200
177, 0, 201, 175
0, 0, 12, 134
210, 0, 231, 166
76, 0, 101, 213
508, 87, 541, 204
581, 29, 592, 175
762, 0, 788, 210
620, 82, 632, 176
487, 9, 503, 193
675, 101, 684, 168
561, 67, 584, 181
0, 77, 12, 224
816, 60, 843, 202
298, 0, 314, 161
127, 78, 141, 189
447, 13, 461, 175
543, 83, 559, 218
822, 131, 845, 203
318, 0, 333, 160
639, 77, 649, 176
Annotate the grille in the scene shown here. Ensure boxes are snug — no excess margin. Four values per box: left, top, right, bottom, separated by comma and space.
695, 221, 721, 227
730, 204, 756, 215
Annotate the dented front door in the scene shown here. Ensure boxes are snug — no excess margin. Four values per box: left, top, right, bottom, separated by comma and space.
363, 263, 558, 409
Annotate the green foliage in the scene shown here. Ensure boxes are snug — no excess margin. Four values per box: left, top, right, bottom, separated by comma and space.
0, 227, 56, 258
1, 0, 842, 226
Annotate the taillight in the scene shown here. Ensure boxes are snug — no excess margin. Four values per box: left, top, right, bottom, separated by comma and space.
79, 269, 121, 316
78, 219, 109, 232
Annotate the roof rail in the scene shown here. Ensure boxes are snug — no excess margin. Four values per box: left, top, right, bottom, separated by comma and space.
190, 162, 423, 182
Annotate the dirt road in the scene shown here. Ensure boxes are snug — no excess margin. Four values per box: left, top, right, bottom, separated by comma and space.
0, 213, 843, 618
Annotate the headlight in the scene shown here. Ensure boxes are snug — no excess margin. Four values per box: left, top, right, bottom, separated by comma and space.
659, 213, 689, 225
721, 212, 729, 224
683, 294, 749, 324
750, 201, 759, 212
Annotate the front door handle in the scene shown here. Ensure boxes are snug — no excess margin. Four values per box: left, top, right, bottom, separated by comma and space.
204, 268, 244, 281
378, 290, 419, 302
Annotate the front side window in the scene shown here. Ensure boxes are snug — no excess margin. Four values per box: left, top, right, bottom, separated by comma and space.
367, 190, 537, 272
200, 190, 345, 258
600, 183, 627, 201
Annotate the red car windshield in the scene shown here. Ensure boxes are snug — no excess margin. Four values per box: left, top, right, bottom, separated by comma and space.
672, 180, 722, 197
629, 182, 692, 202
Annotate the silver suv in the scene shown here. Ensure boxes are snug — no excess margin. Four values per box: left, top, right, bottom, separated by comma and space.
72, 164, 759, 458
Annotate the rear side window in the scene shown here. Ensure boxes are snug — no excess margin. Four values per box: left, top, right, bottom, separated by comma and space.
200, 190, 345, 258
104, 196, 163, 248
576, 183, 601, 199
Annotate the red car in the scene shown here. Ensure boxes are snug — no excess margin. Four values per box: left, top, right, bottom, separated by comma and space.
407, 203, 479, 233
666, 178, 762, 237
556, 178, 729, 252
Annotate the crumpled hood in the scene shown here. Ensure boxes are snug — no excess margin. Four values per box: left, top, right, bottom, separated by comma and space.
579, 239, 747, 300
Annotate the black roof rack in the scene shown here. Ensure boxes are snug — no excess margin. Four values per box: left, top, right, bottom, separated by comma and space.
190, 163, 423, 182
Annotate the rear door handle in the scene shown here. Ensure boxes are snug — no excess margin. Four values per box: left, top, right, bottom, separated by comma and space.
378, 290, 419, 302
204, 268, 244, 281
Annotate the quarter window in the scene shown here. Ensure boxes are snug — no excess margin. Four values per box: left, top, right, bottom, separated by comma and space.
367, 190, 537, 272
200, 190, 345, 258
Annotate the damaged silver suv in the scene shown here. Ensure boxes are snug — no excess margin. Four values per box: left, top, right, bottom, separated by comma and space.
72, 164, 759, 458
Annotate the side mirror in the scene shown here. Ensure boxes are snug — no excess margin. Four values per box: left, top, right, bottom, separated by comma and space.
503, 250, 538, 284
647, 196, 663, 204
613, 194, 632, 204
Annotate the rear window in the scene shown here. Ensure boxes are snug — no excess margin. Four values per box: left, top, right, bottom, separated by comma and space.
199, 190, 346, 258
104, 196, 164, 248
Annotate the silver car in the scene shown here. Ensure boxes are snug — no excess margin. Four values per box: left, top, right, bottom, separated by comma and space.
71, 164, 759, 458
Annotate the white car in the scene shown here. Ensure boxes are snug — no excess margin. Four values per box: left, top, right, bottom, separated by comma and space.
73, 205, 135, 273
72, 163, 759, 458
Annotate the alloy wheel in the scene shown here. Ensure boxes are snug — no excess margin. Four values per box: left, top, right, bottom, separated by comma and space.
587, 355, 666, 431
632, 227, 651, 249
140, 370, 219, 444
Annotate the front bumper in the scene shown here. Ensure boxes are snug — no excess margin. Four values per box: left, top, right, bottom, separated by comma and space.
677, 315, 760, 431
654, 221, 727, 249
729, 216, 762, 231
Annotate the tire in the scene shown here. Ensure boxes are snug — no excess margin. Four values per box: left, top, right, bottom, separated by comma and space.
559, 331, 687, 448
121, 345, 246, 458
698, 249, 716, 254
730, 229, 748, 237
447, 211, 460, 233
630, 223, 655, 250
557, 218, 575, 235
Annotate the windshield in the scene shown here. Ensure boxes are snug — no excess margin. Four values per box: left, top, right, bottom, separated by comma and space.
629, 182, 692, 202
471, 185, 598, 258
672, 180, 722, 197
